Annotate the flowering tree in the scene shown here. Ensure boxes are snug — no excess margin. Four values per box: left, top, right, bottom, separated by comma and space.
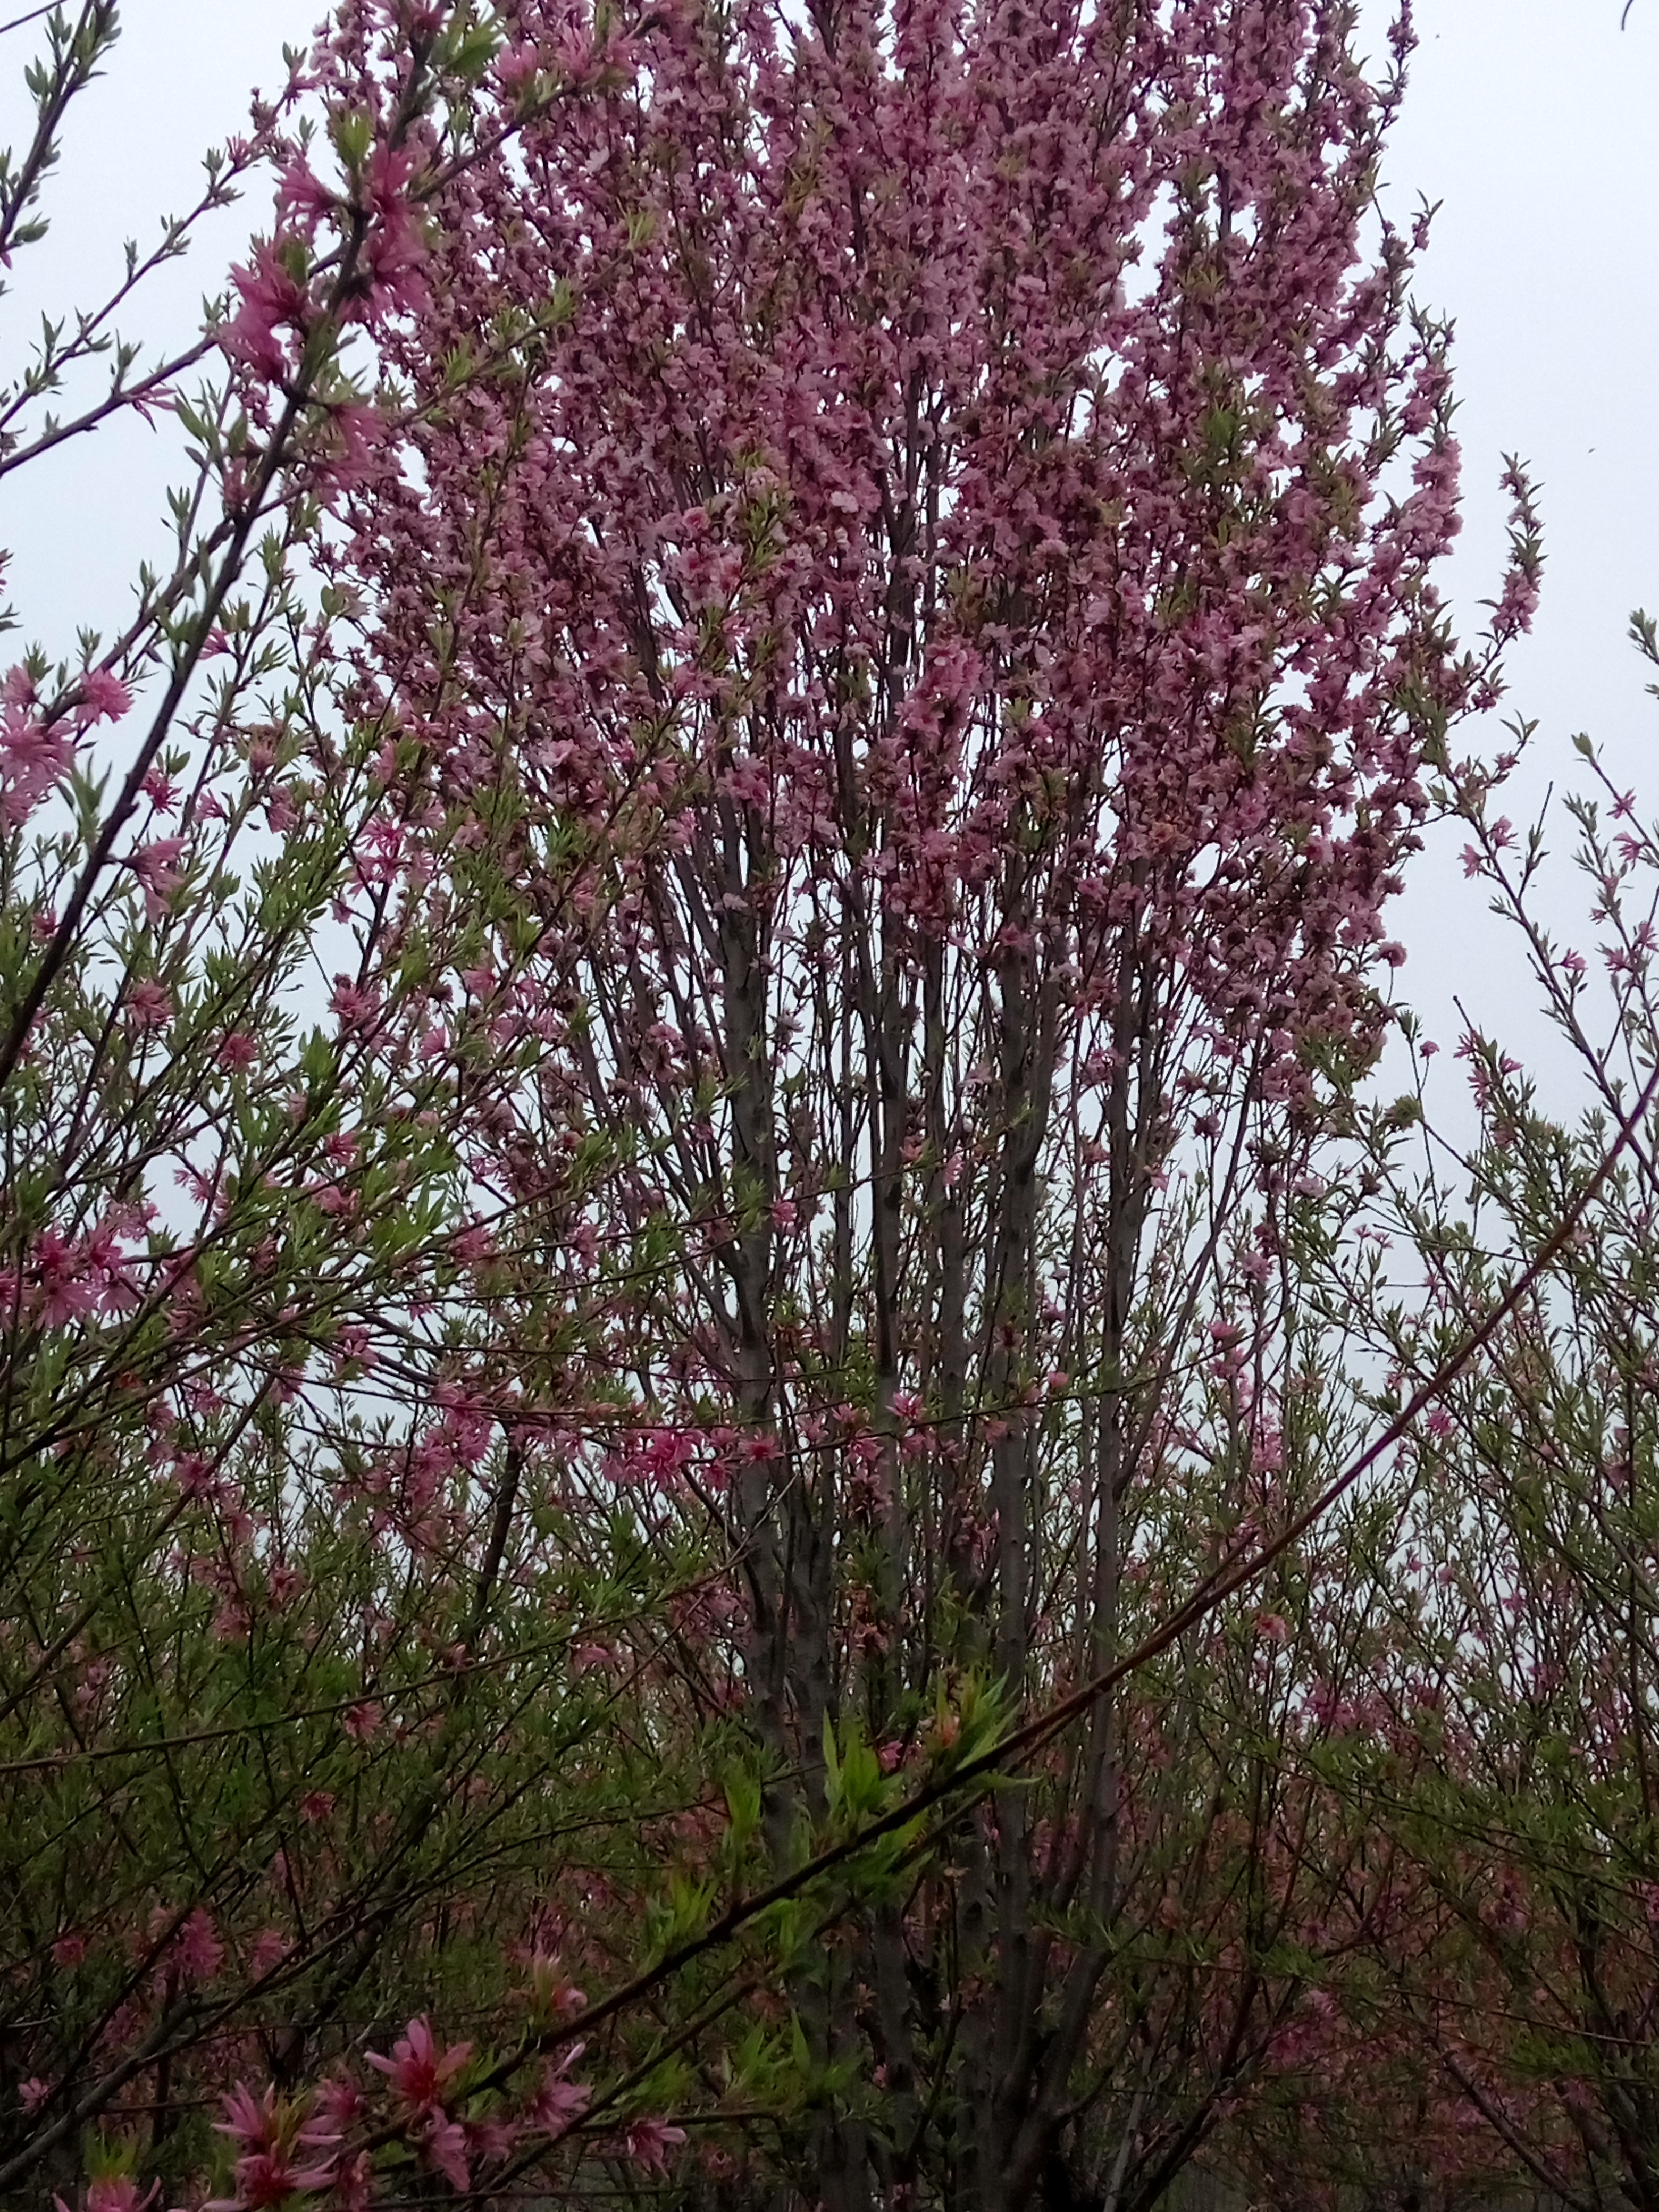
1285, 643, 1659, 2212
5, 0, 1594, 2206
0, 8, 731, 2206
321, 0, 1549, 2200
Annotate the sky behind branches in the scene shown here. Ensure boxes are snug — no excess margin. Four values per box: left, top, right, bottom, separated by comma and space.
1, 0, 1654, 1092
1362, 0, 1659, 1090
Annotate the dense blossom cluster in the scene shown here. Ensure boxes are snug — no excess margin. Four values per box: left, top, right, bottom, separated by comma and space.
310, 0, 1532, 2201
4, 2, 1653, 2210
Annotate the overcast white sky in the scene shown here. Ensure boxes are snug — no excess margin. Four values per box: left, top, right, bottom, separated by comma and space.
2, 0, 1656, 1097
1367, 0, 1659, 1090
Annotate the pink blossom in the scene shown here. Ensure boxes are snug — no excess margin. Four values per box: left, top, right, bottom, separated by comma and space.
332, 1324, 376, 1375
170, 1451, 214, 1498
356, 144, 430, 323
54, 2184, 158, 2212
493, 39, 545, 96
247, 1928, 290, 1979
342, 1700, 382, 1742
623, 2116, 688, 2172
311, 2075, 365, 2130
529, 2044, 592, 2136
330, 974, 380, 1028
313, 401, 385, 498
465, 2113, 520, 2165
0, 706, 75, 826
128, 837, 187, 919
326, 2151, 374, 2212
216, 2082, 289, 2145
207, 2081, 338, 2211
220, 241, 310, 384
421, 2115, 470, 2191
174, 1905, 224, 1984
267, 1562, 306, 1609
526, 1951, 588, 2015
276, 155, 337, 233
127, 979, 173, 1032
365, 2014, 472, 2116
30, 1228, 98, 1330
77, 668, 132, 725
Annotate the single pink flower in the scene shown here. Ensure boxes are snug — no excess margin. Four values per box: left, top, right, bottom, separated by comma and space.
220, 241, 309, 383
0, 707, 74, 826
311, 2074, 365, 2129
127, 979, 173, 1032
174, 1905, 224, 1984
327, 2149, 374, 2212
526, 1949, 588, 2016
624, 2116, 688, 2172
528, 2043, 591, 2136
216, 2083, 280, 2148
30, 1228, 97, 1330
212, 2082, 339, 2212
54, 2183, 158, 2212
247, 1927, 290, 1978
465, 2114, 519, 2165
203, 2099, 337, 2208
421, 2115, 470, 2191
365, 2014, 472, 2117
330, 975, 380, 1028
342, 1700, 382, 1743
128, 837, 187, 920
276, 155, 337, 232
356, 144, 430, 323
77, 668, 132, 724
312, 401, 385, 497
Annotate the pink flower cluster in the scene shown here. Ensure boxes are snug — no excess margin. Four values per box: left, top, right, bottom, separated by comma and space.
0, 666, 130, 830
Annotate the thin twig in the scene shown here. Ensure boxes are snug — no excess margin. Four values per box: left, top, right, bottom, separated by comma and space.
0, 3, 58, 40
